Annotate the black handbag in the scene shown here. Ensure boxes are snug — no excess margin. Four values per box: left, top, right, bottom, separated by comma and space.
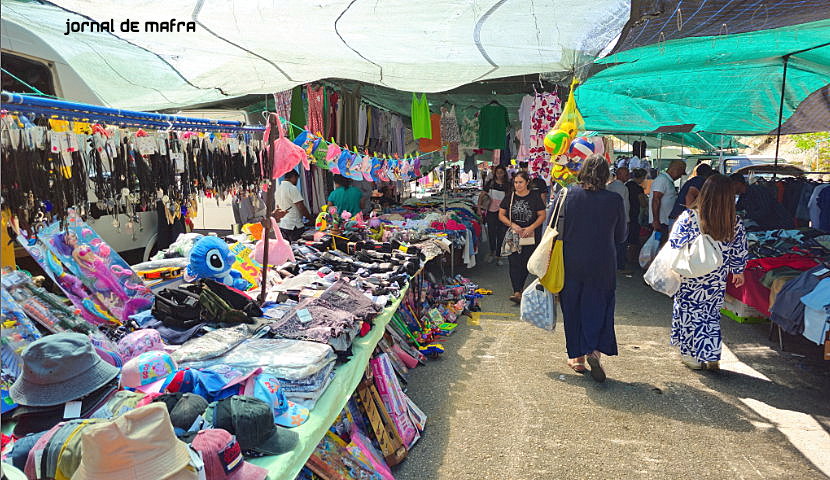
153, 286, 202, 329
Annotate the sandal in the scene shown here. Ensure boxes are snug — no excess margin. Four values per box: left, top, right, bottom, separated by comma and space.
567, 358, 587, 373
586, 352, 606, 383
509, 293, 522, 304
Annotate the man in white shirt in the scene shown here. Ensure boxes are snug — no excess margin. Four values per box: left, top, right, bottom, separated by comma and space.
275, 170, 311, 242
607, 166, 631, 271
649, 160, 686, 240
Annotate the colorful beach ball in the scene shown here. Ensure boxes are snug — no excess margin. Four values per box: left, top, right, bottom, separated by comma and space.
568, 137, 595, 160
544, 129, 570, 156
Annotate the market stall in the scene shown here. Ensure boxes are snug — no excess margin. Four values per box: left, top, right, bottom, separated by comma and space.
0, 95, 489, 480
718, 178, 830, 352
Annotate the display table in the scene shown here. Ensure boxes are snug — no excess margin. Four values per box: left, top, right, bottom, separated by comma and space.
249, 286, 409, 480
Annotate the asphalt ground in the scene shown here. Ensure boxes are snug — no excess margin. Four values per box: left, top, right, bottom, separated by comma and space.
394, 251, 830, 480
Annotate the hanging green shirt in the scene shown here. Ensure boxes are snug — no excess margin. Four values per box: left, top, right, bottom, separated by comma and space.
289, 85, 306, 139
477, 103, 509, 149
411, 93, 432, 140
327, 186, 363, 215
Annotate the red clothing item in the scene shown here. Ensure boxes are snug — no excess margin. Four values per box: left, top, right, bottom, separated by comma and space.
418, 114, 443, 152
726, 254, 819, 316
431, 220, 466, 231
726, 268, 772, 316
470, 220, 482, 238
747, 254, 818, 272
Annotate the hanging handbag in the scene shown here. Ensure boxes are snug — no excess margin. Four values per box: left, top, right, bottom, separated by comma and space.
253, 217, 296, 266
519, 234, 536, 246
670, 210, 723, 278
538, 188, 568, 293
500, 229, 520, 257
520, 279, 556, 331
269, 115, 307, 179
500, 192, 521, 257
528, 187, 568, 277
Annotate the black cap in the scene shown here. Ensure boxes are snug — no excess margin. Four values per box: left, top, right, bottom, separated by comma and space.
212, 396, 297, 455
153, 392, 208, 433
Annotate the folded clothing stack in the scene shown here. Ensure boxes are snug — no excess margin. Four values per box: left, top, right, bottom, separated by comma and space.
269, 297, 360, 352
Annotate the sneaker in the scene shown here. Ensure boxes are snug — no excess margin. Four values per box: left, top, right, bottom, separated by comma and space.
681, 355, 703, 370
486, 253, 495, 264
497, 258, 505, 266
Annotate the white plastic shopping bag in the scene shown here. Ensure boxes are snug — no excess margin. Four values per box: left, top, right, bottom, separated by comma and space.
639, 231, 661, 269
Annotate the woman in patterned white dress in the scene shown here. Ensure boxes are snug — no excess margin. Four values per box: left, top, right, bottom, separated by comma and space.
669, 174, 748, 370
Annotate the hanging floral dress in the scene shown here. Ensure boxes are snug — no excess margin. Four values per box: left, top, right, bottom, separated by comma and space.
528, 91, 561, 178
669, 210, 748, 362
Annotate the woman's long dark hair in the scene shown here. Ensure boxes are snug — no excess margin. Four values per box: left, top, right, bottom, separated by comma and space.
486, 165, 510, 191
690, 174, 736, 242
577, 154, 610, 191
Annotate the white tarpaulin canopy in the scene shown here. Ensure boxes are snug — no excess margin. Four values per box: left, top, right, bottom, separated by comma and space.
1, 0, 629, 110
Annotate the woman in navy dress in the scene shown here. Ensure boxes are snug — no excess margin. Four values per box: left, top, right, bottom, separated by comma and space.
558, 155, 627, 382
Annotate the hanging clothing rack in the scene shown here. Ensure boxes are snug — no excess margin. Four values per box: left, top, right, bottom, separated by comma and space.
1, 92, 265, 133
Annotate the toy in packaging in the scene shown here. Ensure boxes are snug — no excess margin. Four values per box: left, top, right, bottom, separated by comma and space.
18, 212, 153, 324
370, 354, 419, 449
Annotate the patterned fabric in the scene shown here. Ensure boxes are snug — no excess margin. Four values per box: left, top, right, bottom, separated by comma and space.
307, 85, 326, 133
459, 114, 479, 155
528, 92, 562, 177
520, 280, 556, 331
272, 90, 292, 123
440, 106, 461, 143
670, 211, 748, 362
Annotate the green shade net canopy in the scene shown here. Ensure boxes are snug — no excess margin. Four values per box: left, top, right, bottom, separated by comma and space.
576, 19, 830, 135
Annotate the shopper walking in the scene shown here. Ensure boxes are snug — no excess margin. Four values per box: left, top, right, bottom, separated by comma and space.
625, 168, 648, 263
498, 171, 545, 304
670, 174, 748, 370
481, 165, 511, 265
558, 155, 626, 382
670, 163, 714, 219
607, 166, 630, 271
650, 159, 686, 241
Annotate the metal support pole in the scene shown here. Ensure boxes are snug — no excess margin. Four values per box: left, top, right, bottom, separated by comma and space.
773, 56, 790, 181
258, 116, 278, 305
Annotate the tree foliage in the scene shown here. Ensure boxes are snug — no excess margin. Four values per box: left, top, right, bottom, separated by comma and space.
791, 133, 830, 172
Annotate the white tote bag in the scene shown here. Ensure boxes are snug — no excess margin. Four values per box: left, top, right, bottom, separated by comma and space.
670, 211, 723, 278
528, 188, 567, 277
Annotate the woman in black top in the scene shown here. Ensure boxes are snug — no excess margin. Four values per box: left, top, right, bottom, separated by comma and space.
625, 168, 647, 246
498, 172, 546, 303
